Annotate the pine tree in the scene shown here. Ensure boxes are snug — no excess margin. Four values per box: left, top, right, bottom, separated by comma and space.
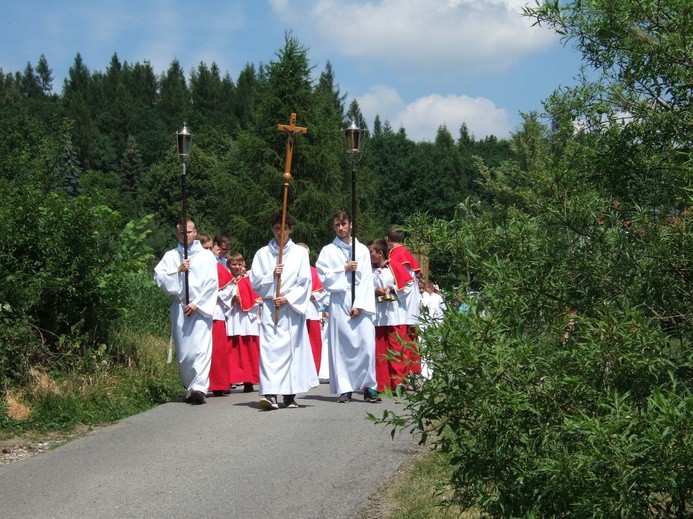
55, 131, 82, 197
120, 135, 143, 199
158, 59, 190, 132
234, 63, 257, 131
20, 62, 42, 98
35, 55, 53, 96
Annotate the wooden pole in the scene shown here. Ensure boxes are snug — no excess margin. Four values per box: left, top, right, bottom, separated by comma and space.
274, 113, 308, 324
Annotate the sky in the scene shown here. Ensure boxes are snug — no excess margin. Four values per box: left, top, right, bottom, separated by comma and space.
0, 0, 585, 142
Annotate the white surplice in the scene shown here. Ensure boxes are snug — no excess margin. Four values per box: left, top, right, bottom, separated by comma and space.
316, 236, 377, 395
249, 238, 318, 396
154, 240, 218, 397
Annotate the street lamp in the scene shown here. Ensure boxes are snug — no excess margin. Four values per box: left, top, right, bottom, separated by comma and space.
177, 122, 193, 304
342, 120, 367, 305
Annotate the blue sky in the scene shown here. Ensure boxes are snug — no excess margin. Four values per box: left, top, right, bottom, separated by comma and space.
1, 0, 585, 142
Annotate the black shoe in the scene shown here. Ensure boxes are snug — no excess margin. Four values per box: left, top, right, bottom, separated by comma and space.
259, 394, 279, 410
243, 383, 255, 393
337, 392, 352, 403
212, 390, 225, 397
190, 390, 206, 405
283, 395, 298, 408
364, 387, 382, 403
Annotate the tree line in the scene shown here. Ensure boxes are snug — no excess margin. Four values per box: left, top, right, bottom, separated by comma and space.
0, 34, 512, 258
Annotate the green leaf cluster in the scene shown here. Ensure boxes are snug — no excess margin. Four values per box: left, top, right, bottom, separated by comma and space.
383, 0, 692, 515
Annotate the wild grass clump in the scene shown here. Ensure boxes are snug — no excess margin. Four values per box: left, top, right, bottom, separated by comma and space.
1, 331, 180, 438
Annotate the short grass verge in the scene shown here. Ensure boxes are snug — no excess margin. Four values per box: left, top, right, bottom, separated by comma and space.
362, 448, 480, 519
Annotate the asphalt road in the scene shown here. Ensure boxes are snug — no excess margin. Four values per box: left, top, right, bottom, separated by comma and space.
0, 382, 419, 519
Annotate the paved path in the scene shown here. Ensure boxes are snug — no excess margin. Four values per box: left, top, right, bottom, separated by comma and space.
1, 383, 419, 518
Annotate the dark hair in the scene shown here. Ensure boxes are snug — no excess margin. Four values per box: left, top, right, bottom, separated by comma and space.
214, 231, 231, 247
271, 211, 294, 228
367, 238, 388, 258
332, 210, 351, 223
386, 224, 405, 243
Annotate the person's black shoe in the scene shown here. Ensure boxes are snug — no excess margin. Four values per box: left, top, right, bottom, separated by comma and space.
190, 390, 206, 405
337, 392, 352, 403
243, 382, 255, 393
364, 387, 382, 402
283, 395, 299, 408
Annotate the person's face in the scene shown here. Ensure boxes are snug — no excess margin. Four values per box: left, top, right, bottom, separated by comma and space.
272, 223, 292, 244
213, 240, 230, 258
229, 259, 244, 277
177, 222, 196, 245
333, 218, 351, 240
200, 239, 213, 251
368, 246, 383, 266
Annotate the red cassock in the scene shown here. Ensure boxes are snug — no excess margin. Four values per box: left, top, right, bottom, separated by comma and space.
375, 324, 409, 391
388, 244, 421, 375
209, 263, 233, 392
228, 275, 261, 384
306, 266, 324, 373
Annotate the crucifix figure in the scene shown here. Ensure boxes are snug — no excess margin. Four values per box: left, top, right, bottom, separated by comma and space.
274, 112, 308, 324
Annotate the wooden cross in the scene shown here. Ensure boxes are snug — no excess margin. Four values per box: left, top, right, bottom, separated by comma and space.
277, 112, 308, 183
274, 112, 308, 324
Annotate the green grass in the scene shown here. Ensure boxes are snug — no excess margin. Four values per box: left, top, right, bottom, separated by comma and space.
1, 331, 181, 439
363, 449, 480, 519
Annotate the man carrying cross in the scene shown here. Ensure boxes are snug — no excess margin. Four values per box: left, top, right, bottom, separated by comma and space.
249, 211, 318, 410
247, 113, 317, 410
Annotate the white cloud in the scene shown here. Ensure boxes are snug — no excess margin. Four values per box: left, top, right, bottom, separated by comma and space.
271, 0, 550, 140
358, 88, 511, 141
357, 85, 406, 122
273, 0, 555, 72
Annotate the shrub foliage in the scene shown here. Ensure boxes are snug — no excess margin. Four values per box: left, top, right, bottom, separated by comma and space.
0, 183, 155, 383
379, 1, 692, 516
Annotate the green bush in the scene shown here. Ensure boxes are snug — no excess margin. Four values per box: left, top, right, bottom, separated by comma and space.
378, 1, 691, 513
0, 182, 155, 383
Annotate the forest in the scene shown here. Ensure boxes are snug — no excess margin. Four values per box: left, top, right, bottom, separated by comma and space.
0, 35, 512, 259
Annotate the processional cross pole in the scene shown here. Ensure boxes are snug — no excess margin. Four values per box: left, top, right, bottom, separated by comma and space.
274, 112, 308, 324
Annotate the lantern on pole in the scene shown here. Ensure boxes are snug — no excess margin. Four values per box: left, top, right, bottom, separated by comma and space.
342, 120, 366, 305
177, 122, 193, 304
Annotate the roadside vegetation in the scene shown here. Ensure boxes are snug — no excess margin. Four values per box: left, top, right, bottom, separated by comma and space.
375, 1, 692, 517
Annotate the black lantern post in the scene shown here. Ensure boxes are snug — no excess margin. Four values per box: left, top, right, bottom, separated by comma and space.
342, 120, 366, 306
177, 123, 193, 304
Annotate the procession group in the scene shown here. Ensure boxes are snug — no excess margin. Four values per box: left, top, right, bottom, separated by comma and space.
154, 210, 445, 410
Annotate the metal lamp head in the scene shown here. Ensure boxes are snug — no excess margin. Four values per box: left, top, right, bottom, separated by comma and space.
177, 123, 193, 162
343, 120, 366, 156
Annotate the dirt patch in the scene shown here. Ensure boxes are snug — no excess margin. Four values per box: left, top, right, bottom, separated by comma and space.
0, 425, 92, 466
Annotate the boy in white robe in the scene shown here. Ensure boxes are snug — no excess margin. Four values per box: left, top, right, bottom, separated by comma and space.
154, 218, 218, 404
249, 212, 318, 410
316, 211, 379, 403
